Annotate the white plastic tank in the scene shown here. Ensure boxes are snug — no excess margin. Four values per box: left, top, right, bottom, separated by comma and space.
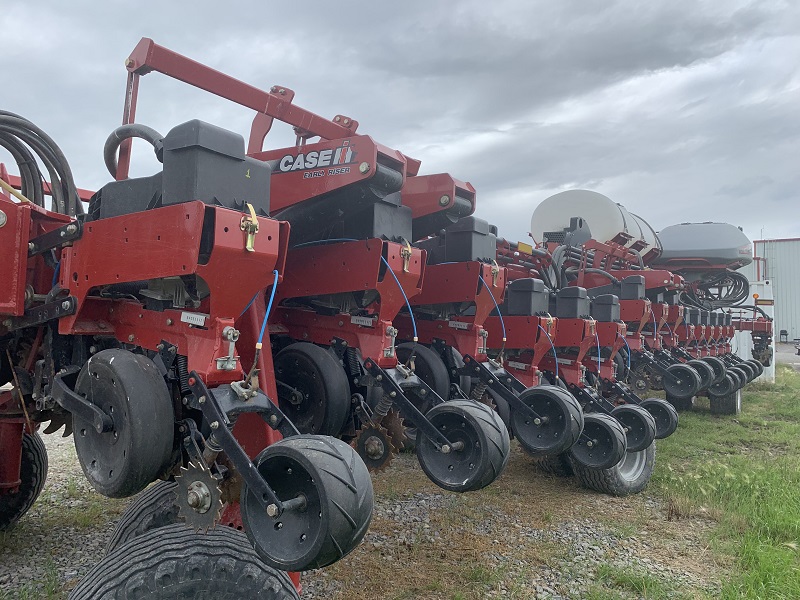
531, 189, 653, 249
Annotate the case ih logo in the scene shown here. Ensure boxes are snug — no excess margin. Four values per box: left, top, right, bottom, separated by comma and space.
276, 141, 357, 174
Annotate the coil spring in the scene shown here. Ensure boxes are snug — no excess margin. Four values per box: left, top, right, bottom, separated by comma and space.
346, 347, 361, 377
471, 381, 488, 401
372, 393, 394, 422
176, 355, 190, 394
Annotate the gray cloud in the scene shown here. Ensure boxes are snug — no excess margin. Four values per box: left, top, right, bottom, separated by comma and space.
1, 0, 798, 244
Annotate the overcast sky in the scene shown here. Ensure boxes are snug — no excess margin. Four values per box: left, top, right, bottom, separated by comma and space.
2, 0, 798, 244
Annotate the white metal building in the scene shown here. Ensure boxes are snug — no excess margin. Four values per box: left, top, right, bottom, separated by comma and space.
739, 238, 800, 342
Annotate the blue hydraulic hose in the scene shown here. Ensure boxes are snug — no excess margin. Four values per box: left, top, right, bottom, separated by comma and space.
618, 332, 632, 372
594, 329, 602, 374
257, 270, 280, 348
538, 324, 558, 380
380, 255, 417, 341
479, 274, 506, 343
52, 261, 61, 287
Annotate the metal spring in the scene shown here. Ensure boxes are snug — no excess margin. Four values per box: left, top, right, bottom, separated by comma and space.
176, 355, 190, 394
346, 347, 361, 377
471, 381, 488, 401
372, 393, 394, 422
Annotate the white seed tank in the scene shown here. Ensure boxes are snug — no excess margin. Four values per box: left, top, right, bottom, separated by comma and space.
530, 190, 660, 256
652, 222, 753, 270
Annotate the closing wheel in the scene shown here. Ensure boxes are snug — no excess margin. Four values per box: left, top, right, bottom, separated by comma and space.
610, 404, 656, 452
106, 480, 179, 554
728, 366, 747, 390
747, 359, 764, 378
69, 523, 299, 600
241, 435, 373, 572
0, 432, 48, 531
73, 349, 174, 499
396, 343, 450, 451
662, 363, 701, 399
569, 412, 627, 470
569, 443, 656, 496
416, 400, 510, 493
736, 362, 756, 382
511, 385, 584, 456
709, 372, 737, 397
639, 398, 679, 439
701, 356, 727, 385
274, 343, 350, 436
687, 359, 715, 391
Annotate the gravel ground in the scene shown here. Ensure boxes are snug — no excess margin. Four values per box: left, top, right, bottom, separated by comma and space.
1, 433, 724, 599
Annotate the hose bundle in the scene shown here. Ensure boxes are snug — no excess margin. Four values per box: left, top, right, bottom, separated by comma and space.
680, 270, 750, 310
0, 111, 81, 216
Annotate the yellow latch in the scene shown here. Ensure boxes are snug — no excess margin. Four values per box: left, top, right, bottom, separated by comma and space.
400, 241, 413, 273
240, 203, 259, 252
491, 260, 500, 287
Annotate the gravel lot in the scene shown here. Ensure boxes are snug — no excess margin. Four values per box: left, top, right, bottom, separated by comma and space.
1, 430, 725, 599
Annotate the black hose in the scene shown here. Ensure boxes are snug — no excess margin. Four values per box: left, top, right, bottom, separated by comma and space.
103, 123, 165, 178
0, 111, 81, 215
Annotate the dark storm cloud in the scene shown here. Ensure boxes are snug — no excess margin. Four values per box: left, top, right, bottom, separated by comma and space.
1, 0, 798, 243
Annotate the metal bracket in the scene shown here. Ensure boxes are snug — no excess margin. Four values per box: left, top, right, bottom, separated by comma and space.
2, 296, 77, 331
460, 354, 544, 421
239, 202, 259, 252
27, 221, 82, 256
361, 359, 454, 451
186, 373, 299, 516
215, 326, 240, 371
400, 242, 412, 272
51, 368, 114, 433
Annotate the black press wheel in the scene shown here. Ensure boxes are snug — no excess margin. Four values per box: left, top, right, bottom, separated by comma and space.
569, 412, 627, 470
274, 343, 351, 436
639, 398, 679, 439
687, 359, 715, 391
241, 435, 373, 572
569, 442, 656, 496
610, 404, 656, 452
106, 480, 179, 554
701, 356, 727, 385
663, 363, 701, 399
416, 400, 510, 493
511, 385, 583, 456
0, 432, 48, 531
69, 523, 299, 600
396, 343, 451, 450
709, 372, 737, 397
736, 362, 756, 383
73, 349, 174, 498
747, 359, 764, 378
729, 366, 748, 390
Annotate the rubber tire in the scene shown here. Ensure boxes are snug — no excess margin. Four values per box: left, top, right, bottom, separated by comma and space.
106, 480, 179, 554
241, 435, 373, 572
610, 404, 656, 452
73, 349, 174, 498
663, 363, 701, 399
736, 362, 756, 383
747, 359, 764, 378
416, 400, 510, 493
710, 390, 742, 415
701, 356, 727, 385
511, 385, 583, 456
639, 398, 679, 439
396, 343, 451, 451
569, 412, 627, 470
728, 366, 747, 390
530, 452, 574, 477
274, 343, 350, 436
69, 523, 299, 599
688, 359, 715, 391
485, 387, 512, 431
0, 432, 48, 531
708, 372, 737, 397
569, 443, 656, 497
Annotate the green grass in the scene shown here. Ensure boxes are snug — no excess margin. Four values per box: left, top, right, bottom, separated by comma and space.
652, 364, 800, 599
0, 560, 60, 600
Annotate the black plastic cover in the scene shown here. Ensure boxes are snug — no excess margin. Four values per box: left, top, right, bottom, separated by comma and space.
591, 294, 620, 322
505, 278, 549, 316
556, 287, 591, 319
